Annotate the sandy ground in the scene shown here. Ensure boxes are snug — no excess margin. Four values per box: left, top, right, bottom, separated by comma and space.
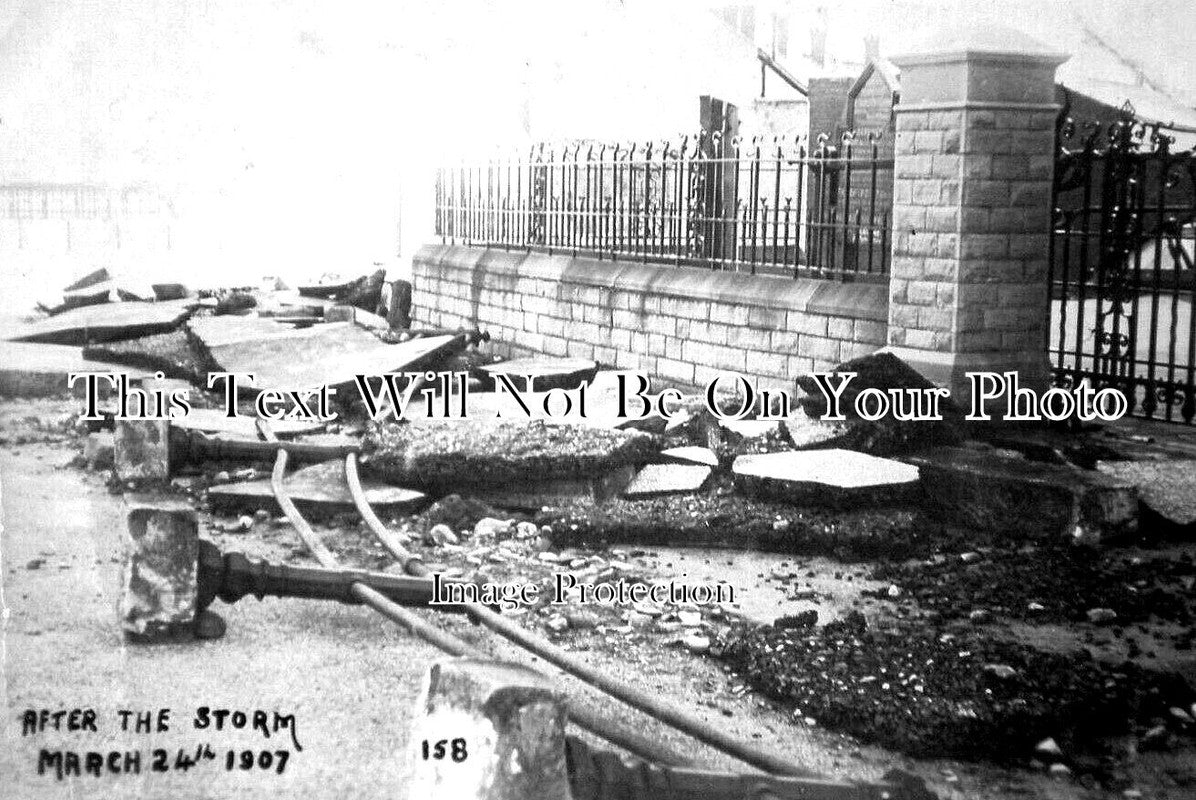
2, 398, 1194, 799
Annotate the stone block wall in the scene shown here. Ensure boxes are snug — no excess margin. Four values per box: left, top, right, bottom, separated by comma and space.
412, 245, 888, 391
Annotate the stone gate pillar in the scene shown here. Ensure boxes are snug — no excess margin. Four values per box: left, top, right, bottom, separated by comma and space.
884, 29, 1068, 407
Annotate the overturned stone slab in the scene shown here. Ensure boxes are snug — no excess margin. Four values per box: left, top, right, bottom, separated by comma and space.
361, 419, 656, 491
782, 408, 854, 450
909, 447, 1138, 542
477, 357, 598, 392
794, 351, 964, 455
659, 446, 719, 467
1097, 459, 1196, 534
207, 459, 426, 517
733, 449, 920, 507
188, 316, 456, 394
8, 301, 193, 345
624, 463, 712, 498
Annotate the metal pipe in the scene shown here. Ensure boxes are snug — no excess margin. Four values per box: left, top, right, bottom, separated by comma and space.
342, 453, 819, 779
265, 440, 690, 768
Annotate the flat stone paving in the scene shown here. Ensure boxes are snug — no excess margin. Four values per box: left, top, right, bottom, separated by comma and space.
623, 463, 712, 498
732, 449, 920, 507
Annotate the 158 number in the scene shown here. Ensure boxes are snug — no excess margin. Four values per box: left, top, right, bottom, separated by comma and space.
421, 738, 467, 762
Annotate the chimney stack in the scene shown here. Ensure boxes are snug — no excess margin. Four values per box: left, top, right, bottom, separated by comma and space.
809, 6, 828, 67
864, 35, 880, 62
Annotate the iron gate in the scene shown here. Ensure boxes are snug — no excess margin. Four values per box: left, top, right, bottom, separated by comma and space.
1048, 108, 1196, 424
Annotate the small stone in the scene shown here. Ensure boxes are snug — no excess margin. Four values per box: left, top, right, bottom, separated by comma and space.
253, 509, 271, 523
677, 610, 702, 627
983, 664, 1017, 680
474, 517, 512, 538
633, 601, 663, 617
887, 584, 901, 598
545, 615, 569, 633
213, 471, 231, 483
1027, 602, 1046, 613
1086, 607, 1118, 625
960, 552, 981, 563
1047, 763, 1071, 779
562, 609, 599, 630
682, 633, 710, 654
1034, 738, 1063, 757
1140, 724, 1170, 750
968, 609, 993, 624
515, 521, 539, 538
425, 524, 457, 546
1169, 706, 1193, 725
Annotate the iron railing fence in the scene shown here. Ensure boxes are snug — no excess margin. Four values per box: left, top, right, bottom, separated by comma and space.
1048, 113, 1196, 424
435, 132, 893, 281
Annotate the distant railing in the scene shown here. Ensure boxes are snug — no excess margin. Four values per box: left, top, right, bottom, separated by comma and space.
435, 132, 893, 281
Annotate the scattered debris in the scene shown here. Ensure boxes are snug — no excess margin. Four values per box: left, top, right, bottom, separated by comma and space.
871, 546, 1195, 625
718, 611, 1196, 760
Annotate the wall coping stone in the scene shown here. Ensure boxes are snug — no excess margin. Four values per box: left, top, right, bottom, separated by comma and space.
415, 244, 888, 322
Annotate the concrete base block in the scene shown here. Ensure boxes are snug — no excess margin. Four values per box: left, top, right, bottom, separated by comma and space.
114, 419, 171, 485
119, 494, 199, 641
409, 659, 571, 800
908, 447, 1138, 542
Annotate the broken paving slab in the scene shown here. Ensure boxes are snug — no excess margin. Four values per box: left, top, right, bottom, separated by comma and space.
477, 357, 598, 392
170, 407, 323, 438
206, 459, 425, 517
0, 341, 151, 398
83, 329, 206, 383
360, 419, 657, 491
733, 449, 920, 508
658, 446, 719, 467
471, 465, 636, 511
624, 463, 712, 498
1097, 459, 1196, 533
188, 316, 456, 394
908, 447, 1138, 542
7, 300, 194, 346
